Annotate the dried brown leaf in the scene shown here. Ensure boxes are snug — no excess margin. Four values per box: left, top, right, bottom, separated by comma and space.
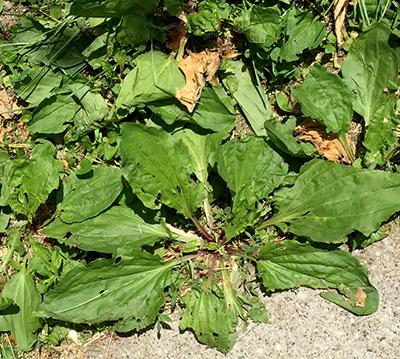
175, 50, 221, 112
294, 119, 351, 164
334, 0, 350, 45
355, 287, 367, 307
0, 85, 23, 145
166, 21, 186, 52
0, 85, 20, 121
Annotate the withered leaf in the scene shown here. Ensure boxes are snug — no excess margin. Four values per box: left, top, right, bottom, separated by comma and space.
355, 287, 367, 307
0, 85, 20, 121
175, 50, 221, 112
166, 21, 186, 52
294, 119, 351, 164
334, 0, 350, 45
0, 85, 24, 144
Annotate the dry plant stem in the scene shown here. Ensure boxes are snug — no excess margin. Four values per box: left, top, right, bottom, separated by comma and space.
165, 223, 203, 244
180, 250, 209, 263
203, 196, 214, 230
190, 214, 216, 242
339, 132, 355, 163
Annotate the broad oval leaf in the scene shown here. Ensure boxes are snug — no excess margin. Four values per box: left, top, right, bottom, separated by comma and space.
342, 23, 400, 126
293, 63, 356, 133
116, 51, 185, 109
148, 85, 236, 132
59, 166, 123, 223
64, 206, 170, 254
342, 23, 400, 163
257, 240, 379, 315
118, 123, 206, 218
234, 5, 281, 49
222, 60, 273, 136
1, 269, 41, 351
42, 252, 174, 327
27, 95, 79, 134
216, 136, 288, 238
69, 84, 109, 138
279, 8, 326, 62
21, 141, 59, 214
262, 159, 400, 242
216, 136, 288, 194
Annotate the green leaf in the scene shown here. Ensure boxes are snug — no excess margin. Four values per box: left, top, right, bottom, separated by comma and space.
190, 85, 236, 132
70, 0, 158, 17
362, 97, 399, 164
180, 284, 238, 353
14, 68, 62, 106
5, 141, 59, 217
64, 206, 170, 254
69, 84, 109, 137
49, 4, 62, 19
342, 23, 400, 126
118, 123, 206, 218
20, 141, 59, 214
186, 0, 230, 36
292, 63, 357, 133
59, 166, 123, 223
342, 23, 400, 163
174, 128, 227, 185
149, 85, 236, 132
0, 268, 41, 351
350, 225, 390, 250
27, 95, 80, 134
279, 8, 326, 62
262, 159, 400, 243
222, 60, 273, 136
42, 252, 174, 329
116, 9, 150, 47
216, 136, 288, 238
264, 116, 314, 158
75, 158, 92, 175
0, 207, 11, 232
257, 239, 379, 315
116, 51, 185, 109
234, 5, 281, 49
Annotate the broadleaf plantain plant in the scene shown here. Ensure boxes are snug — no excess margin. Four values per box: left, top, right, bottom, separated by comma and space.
1, 0, 400, 354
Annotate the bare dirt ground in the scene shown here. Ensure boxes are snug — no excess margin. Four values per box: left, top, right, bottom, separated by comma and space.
47, 227, 399, 359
